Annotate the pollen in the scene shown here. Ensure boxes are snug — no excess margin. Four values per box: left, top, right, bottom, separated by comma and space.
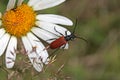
2, 4, 36, 37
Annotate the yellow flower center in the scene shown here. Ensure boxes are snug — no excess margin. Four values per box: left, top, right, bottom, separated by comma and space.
2, 4, 36, 37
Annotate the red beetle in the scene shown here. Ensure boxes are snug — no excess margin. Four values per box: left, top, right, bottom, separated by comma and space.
44, 21, 87, 50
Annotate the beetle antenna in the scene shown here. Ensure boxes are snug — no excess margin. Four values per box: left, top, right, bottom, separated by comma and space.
76, 36, 88, 43
72, 19, 78, 34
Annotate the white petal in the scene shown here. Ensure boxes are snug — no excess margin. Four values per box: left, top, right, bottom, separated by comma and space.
32, 0, 65, 11
28, 0, 41, 6
6, 36, 17, 68
35, 21, 71, 36
0, 20, 2, 26
0, 33, 10, 56
0, 12, 2, 18
27, 33, 49, 63
22, 37, 32, 51
36, 14, 73, 26
0, 28, 5, 38
31, 27, 58, 43
6, 0, 16, 11
22, 36, 43, 72
17, 0, 24, 6
65, 43, 69, 49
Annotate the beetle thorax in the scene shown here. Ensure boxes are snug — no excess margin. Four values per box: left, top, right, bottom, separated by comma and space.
65, 34, 76, 41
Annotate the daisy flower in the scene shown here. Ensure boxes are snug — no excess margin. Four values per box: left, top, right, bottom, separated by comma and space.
0, 0, 73, 72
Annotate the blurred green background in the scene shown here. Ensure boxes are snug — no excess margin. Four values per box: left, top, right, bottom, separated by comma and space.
0, 0, 120, 80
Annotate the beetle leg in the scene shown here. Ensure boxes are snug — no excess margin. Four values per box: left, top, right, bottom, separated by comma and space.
65, 31, 68, 36
46, 38, 57, 41
63, 44, 66, 49
54, 26, 64, 36
43, 45, 50, 51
